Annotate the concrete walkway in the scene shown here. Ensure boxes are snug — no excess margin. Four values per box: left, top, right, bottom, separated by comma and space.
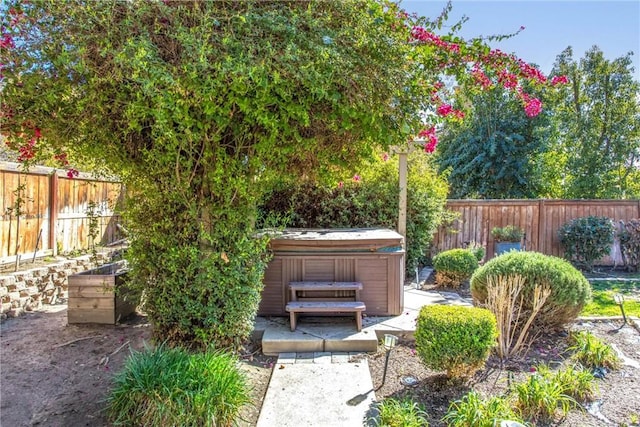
256, 352, 376, 427
255, 271, 472, 427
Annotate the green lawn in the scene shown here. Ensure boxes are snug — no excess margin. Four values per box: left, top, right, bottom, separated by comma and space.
581, 279, 640, 317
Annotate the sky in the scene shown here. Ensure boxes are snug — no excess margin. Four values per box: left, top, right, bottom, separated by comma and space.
400, 0, 640, 81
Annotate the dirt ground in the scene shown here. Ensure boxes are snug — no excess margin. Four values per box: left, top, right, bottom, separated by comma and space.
0, 305, 273, 427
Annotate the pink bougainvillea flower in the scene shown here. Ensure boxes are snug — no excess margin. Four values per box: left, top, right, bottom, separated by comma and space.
551, 75, 569, 86
524, 97, 542, 117
472, 67, 492, 88
498, 70, 518, 89
418, 126, 438, 153
66, 168, 79, 179
0, 32, 15, 49
352, 174, 361, 182
436, 104, 453, 116
337, 181, 344, 188
381, 152, 389, 162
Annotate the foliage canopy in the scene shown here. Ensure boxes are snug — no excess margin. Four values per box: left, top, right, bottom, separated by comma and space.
2, 0, 558, 348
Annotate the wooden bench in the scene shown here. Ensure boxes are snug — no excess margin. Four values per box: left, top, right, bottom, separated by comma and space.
285, 281, 366, 331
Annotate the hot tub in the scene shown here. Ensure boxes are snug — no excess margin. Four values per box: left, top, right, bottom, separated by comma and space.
258, 228, 405, 316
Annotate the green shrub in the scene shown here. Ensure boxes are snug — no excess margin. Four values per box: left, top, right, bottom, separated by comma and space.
466, 241, 486, 263
258, 152, 451, 270
568, 331, 621, 370
432, 248, 479, 288
558, 216, 615, 271
373, 397, 429, 427
470, 251, 591, 330
415, 305, 497, 379
620, 219, 640, 272
514, 371, 574, 422
443, 391, 524, 427
107, 344, 250, 427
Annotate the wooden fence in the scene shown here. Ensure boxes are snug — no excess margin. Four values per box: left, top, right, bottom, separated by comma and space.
432, 199, 640, 264
1, 162, 123, 261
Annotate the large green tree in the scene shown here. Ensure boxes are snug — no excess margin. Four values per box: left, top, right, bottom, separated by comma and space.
548, 46, 640, 199
436, 86, 550, 198
1, 0, 555, 348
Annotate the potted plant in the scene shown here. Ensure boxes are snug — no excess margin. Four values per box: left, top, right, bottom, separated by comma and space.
491, 225, 524, 255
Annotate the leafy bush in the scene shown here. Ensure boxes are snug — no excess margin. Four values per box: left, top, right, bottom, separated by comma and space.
470, 251, 591, 330
491, 225, 524, 243
620, 219, 640, 272
466, 241, 486, 263
443, 391, 524, 427
514, 371, 574, 422
558, 216, 615, 270
415, 305, 497, 379
373, 398, 429, 427
259, 152, 450, 270
127, 212, 271, 350
432, 248, 479, 288
107, 344, 250, 427
568, 331, 621, 370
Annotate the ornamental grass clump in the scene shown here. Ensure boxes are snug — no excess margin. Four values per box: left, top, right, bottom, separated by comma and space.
432, 248, 479, 288
514, 370, 575, 422
568, 331, 621, 370
536, 364, 597, 402
373, 397, 429, 427
443, 391, 524, 427
471, 251, 591, 331
415, 305, 497, 379
107, 344, 250, 427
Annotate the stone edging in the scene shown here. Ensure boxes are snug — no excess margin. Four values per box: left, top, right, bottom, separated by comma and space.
0, 252, 117, 320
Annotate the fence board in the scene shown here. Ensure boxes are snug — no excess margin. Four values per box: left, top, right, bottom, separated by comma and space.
433, 199, 640, 264
1, 163, 123, 260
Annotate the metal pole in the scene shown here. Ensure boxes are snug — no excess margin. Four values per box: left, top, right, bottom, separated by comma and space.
381, 350, 392, 386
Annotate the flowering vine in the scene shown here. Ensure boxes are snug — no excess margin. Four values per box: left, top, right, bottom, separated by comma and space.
406, 15, 568, 154
1, 4, 79, 178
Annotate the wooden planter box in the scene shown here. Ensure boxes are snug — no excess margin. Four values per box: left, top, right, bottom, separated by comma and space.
67, 262, 137, 324
259, 228, 405, 317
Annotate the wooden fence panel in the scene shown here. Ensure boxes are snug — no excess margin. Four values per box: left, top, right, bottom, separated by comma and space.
1, 163, 123, 261
433, 199, 640, 264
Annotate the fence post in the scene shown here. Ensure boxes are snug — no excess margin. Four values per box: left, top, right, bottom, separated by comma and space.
49, 172, 58, 256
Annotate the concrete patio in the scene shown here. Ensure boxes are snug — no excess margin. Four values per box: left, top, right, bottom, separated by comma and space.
254, 269, 473, 355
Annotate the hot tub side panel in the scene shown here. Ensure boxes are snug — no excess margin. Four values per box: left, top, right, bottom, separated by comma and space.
258, 252, 403, 316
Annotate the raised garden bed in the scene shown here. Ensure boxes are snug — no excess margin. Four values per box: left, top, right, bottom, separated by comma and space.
67, 261, 137, 324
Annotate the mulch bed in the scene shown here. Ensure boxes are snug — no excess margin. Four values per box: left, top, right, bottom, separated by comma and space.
367, 276, 640, 427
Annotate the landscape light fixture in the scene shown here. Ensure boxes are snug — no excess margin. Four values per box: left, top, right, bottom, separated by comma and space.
613, 293, 627, 324
381, 334, 399, 386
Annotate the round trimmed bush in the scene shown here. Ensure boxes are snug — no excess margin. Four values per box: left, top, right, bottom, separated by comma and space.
415, 305, 497, 379
470, 251, 591, 330
432, 248, 479, 288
